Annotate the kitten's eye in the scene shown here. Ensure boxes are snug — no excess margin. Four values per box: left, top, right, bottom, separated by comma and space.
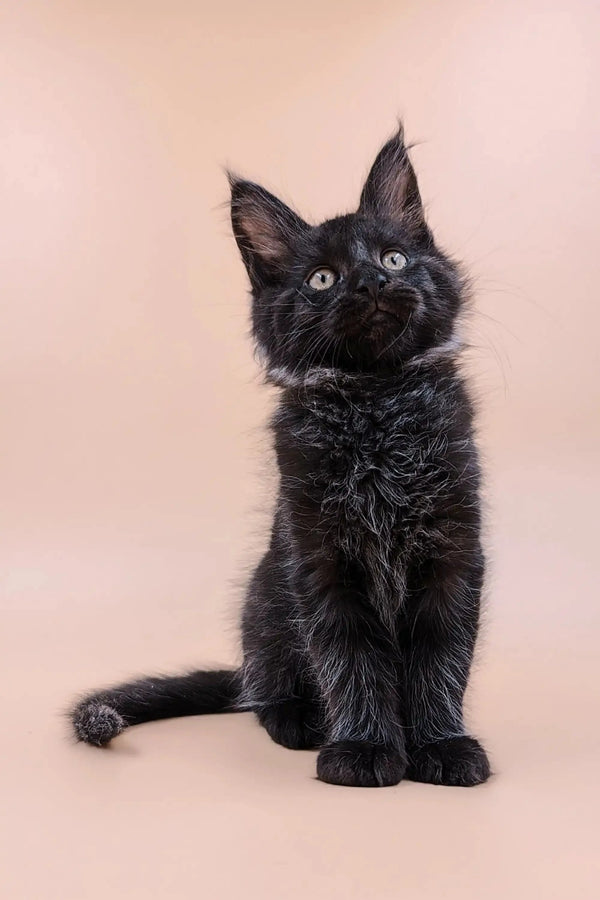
381, 249, 408, 271
307, 267, 337, 291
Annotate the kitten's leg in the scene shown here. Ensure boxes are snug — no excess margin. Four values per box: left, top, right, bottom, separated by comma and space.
404, 555, 490, 786
297, 559, 407, 787
241, 549, 326, 750
243, 652, 326, 750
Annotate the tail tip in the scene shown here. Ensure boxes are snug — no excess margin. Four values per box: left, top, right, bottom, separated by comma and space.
73, 700, 126, 746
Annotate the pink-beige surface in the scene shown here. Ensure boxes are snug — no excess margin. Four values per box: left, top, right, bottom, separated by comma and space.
1, 1, 598, 898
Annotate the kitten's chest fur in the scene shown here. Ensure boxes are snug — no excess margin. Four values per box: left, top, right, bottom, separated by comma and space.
275, 367, 477, 611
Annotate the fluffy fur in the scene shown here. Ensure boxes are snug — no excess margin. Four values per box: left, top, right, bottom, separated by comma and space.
71, 125, 490, 788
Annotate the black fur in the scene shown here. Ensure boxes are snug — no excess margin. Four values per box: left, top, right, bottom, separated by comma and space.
71, 125, 490, 788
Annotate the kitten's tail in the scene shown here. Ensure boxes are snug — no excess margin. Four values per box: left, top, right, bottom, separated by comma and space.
71, 668, 240, 747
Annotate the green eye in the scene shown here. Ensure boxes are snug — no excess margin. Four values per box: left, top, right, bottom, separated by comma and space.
381, 249, 408, 271
307, 267, 337, 291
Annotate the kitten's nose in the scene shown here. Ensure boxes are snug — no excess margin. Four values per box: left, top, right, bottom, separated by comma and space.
355, 271, 388, 299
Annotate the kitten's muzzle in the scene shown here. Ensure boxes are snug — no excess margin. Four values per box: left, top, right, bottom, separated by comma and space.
353, 271, 400, 321
354, 271, 388, 300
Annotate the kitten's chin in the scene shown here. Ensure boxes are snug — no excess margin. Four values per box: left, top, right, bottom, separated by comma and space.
354, 326, 412, 365
336, 306, 415, 362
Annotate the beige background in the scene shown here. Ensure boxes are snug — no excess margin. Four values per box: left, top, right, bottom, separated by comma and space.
1, 1, 599, 898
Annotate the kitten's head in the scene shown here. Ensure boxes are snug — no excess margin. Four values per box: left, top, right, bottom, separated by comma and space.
229, 125, 464, 381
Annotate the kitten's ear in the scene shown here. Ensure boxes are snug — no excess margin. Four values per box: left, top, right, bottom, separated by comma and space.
358, 125, 425, 226
229, 175, 309, 287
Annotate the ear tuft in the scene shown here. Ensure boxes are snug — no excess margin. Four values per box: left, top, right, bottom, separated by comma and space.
358, 124, 424, 225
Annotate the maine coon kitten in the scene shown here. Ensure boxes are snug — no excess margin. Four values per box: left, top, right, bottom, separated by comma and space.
72, 126, 491, 788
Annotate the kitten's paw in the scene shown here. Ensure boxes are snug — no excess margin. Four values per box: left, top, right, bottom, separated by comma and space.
72, 699, 126, 746
317, 741, 407, 787
258, 700, 326, 750
407, 736, 490, 786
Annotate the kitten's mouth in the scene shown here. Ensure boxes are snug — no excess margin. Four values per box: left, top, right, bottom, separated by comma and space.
360, 291, 419, 332
361, 294, 410, 325
361, 303, 402, 328
365, 308, 398, 323
336, 294, 416, 345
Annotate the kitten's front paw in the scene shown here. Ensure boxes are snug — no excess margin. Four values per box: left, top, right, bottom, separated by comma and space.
317, 741, 407, 787
407, 736, 490, 786
258, 700, 326, 750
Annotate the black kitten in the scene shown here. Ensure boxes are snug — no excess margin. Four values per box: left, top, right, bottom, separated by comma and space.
72, 126, 490, 788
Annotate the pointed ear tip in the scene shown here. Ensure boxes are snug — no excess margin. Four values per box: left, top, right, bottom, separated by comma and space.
368, 122, 407, 163
391, 120, 407, 147
225, 169, 244, 193
227, 175, 263, 211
